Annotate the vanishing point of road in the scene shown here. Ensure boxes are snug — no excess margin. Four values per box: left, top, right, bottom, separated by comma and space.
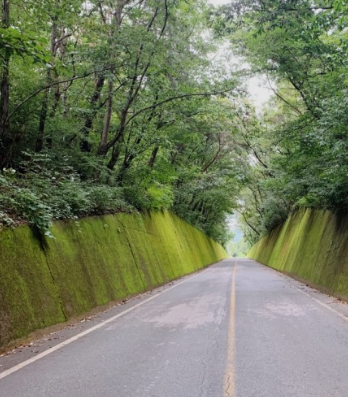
1, 258, 348, 396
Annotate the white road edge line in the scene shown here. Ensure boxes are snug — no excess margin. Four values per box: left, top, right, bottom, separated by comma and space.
295, 287, 348, 323
255, 260, 348, 323
0, 265, 214, 381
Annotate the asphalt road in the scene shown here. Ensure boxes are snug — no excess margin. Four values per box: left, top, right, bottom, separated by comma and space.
2, 258, 348, 396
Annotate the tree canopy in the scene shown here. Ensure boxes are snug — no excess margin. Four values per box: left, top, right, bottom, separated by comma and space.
2, 0, 346, 246
214, 0, 348, 243
0, 0, 253, 245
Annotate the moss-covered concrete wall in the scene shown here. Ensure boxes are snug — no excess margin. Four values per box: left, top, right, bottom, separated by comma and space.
249, 208, 348, 300
0, 210, 227, 348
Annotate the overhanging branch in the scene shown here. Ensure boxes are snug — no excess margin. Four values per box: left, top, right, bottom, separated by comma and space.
7, 68, 110, 121
124, 88, 234, 128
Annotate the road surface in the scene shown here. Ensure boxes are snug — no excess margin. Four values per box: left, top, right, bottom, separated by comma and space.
1, 258, 348, 396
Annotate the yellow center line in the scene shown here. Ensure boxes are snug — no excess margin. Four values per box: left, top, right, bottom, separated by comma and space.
224, 260, 237, 397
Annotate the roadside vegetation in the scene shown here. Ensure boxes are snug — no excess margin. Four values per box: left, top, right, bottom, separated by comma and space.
1, 0, 345, 246
0, 0, 255, 245
213, 0, 348, 243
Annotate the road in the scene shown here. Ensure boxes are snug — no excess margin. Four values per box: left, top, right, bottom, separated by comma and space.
1, 258, 348, 396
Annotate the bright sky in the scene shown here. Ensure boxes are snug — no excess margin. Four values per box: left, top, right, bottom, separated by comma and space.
247, 76, 273, 111
206, 0, 273, 109
208, 0, 231, 4
207, 0, 272, 241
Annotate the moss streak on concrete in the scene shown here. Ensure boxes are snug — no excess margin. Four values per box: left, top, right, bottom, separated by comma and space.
249, 209, 348, 300
0, 210, 227, 347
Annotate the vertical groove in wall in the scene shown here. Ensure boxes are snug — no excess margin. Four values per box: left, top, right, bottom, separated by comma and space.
42, 249, 67, 323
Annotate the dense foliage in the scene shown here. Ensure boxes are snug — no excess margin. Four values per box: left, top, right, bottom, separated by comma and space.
0, 0, 252, 245
4, 0, 343, 246
214, 0, 348, 243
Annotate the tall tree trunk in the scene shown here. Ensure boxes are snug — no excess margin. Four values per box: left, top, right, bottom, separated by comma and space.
98, 114, 126, 158
0, 0, 10, 162
51, 27, 68, 116
100, 79, 113, 149
82, 1, 125, 154
116, 133, 143, 182
36, 14, 58, 152
148, 146, 159, 168
80, 75, 105, 152
107, 143, 122, 170
97, 3, 162, 161
0, 63, 9, 139
116, 154, 134, 184
36, 85, 50, 152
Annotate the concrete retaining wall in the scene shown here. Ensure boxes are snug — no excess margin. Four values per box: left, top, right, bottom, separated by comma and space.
0, 210, 227, 347
249, 209, 348, 300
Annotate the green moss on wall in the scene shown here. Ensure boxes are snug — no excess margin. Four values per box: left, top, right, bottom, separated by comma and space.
249, 209, 348, 301
0, 210, 227, 348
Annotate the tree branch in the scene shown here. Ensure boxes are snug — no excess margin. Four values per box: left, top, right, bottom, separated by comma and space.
124, 88, 233, 128
265, 73, 303, 116
7, 69, 109, 121
236, 209, 261, 236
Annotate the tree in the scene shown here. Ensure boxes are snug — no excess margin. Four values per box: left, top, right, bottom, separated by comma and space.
0, 0, 247, 244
